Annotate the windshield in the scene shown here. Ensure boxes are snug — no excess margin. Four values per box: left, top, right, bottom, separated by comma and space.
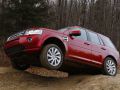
58, 26, 81, 32
58, 27, 69, 32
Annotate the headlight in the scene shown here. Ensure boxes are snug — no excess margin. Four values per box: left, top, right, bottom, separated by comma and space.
25, 29, 43, 35
7, 30, 25, 41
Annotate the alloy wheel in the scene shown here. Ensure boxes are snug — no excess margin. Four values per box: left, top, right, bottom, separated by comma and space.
47, 47, 62, 67
106, 59, 117, 76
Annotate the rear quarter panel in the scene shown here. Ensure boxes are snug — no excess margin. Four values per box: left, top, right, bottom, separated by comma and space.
107, 47, 120, 65
99, 34, 120, 65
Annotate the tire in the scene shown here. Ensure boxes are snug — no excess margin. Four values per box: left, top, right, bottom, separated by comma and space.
40, 44, 64, 70
102, 57, 117, 76
11, 60, 30, 70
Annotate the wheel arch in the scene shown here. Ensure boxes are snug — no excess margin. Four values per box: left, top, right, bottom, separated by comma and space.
104, 55, 117, 65
40, 37, 67, 56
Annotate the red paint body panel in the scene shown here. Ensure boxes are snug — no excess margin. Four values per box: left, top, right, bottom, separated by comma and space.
4, 27, 120, 68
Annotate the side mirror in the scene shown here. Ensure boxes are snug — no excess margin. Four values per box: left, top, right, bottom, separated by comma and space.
69, 30, 81, 36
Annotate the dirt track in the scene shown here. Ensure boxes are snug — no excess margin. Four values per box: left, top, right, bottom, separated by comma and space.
0, 67, 120, 90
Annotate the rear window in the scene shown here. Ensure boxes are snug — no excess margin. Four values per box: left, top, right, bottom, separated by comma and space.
101, 36, 116, 49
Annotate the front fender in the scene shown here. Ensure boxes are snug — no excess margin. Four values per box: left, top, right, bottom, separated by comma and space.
37, 31, 68, 54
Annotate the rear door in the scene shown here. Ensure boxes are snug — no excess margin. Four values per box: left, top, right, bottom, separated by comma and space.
87, 31, 105, 64
68, 27, 92, 62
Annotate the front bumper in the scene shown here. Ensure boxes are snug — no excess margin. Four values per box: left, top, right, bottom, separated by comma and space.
4, 35, 42, 57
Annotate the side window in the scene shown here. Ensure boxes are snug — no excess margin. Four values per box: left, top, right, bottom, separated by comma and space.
98, 35, 104, 45
70, 28, 87, 41
88, 31, 100, 45
101, 36, 116, 49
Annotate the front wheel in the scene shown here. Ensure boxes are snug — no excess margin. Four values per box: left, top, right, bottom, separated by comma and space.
102, 57, 117, 76
40, 44, 63, 70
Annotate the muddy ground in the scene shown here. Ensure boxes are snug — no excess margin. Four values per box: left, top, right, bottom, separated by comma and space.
0, 67, 120, 90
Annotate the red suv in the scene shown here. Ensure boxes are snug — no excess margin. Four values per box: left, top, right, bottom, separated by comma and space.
4, 26, 120, 76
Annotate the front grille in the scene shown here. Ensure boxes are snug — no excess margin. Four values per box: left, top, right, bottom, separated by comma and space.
5, 45, 25, 55
7, 31, 25, 41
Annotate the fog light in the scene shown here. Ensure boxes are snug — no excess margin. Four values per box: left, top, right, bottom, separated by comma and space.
27, 37, 32, 42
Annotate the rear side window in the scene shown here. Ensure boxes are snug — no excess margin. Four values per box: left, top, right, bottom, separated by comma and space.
70, 27, 87, 41
88, 31, 100, 45
101, 36, 116, 49
98, 35, 104, 45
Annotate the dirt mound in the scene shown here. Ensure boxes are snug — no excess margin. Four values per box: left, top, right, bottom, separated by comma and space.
0, 67, 120, 90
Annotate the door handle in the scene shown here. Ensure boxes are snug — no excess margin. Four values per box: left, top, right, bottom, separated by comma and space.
101, 47, 106, 50
84, 42, 90, 45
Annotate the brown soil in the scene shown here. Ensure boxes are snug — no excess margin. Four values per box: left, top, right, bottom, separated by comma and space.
0, 49, 120, 90
0, 67, 120, 90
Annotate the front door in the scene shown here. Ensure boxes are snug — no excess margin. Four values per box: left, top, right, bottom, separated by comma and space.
67, 27, 92, 62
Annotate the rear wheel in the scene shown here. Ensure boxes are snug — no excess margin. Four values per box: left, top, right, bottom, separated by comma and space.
102, 57, 117, 76
40, 44, 63, 70
11, 60, 30, 70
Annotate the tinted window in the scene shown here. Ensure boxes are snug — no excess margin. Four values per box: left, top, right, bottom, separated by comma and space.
98, 35, 104, 45
102, 36, 116, 49
88, 31, 100, 45
70, 28, 87, 41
